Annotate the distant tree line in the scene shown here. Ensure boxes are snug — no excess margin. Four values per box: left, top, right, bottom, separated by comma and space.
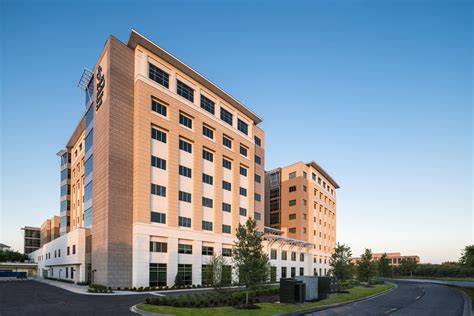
328, 244, 474, 289
0, 249, 29, 262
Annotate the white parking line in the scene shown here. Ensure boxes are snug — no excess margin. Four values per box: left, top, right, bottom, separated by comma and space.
416, 295, 421, 300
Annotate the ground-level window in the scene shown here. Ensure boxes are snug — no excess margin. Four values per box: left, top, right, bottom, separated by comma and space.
281, 267, 287, 278
291, 267, 296, 278
178, 264, 192, 286
150, 263, 167, 287
299, 267, 304, 276
270, 266, 277, 282
202, 265, 213, 286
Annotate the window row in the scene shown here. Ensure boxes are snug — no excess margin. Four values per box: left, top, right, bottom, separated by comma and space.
148, 63, 251, 137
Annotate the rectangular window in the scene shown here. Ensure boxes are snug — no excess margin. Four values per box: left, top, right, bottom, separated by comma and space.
222, 224, 231, 234
289, 199, 296, 206
203, 125, 214, 139
177, 80, 194, 102
239, 187, 247, 196
151, 127, 167, 143
179, 113, 193, 129
282, 251, 287, 260
178, 216, 192, 228
67, 246, 70, 255
178, 191, 192, 203
179, 139, 192, 153
291, 252, 297, 261
202, 197, 213, 208
151, 98, 167, 116
240, 145, 248, 157
222, 181, 232, 191
151, 184, 166, 197
289, 171, 296, 179
281, 267, 287, 278
150, 263, 167, 287
149, 63, 169, 88
271, 266, 277, 282
178, 244, 193, 254
150, 241, 168, 253
151, 156, 166, 170
203, 149, 214, 162
289, 213, 296, 220
222, 202, 231, 213
255, 193, 261, 202
239, 207, 247, 216
300, 267, 304, 276
220, 107, 233, 125
202, 220, 213, 231
255, 155, 261, 165
271, 249, 277, 260
202, 246, 214, 256
289, 186, 296, 192
289, 228, 296, 234
240, 166, 247, 176
254, 136, 261, 146
255, 174, 261, 183
72, 245, 76, 255
202, 173, 213, 185
200, 95, 215, 114
223, 135, 232, 149
179, 165, 192, 178
151, 212, 166, 224
300, 253, 305, 262
237, 119, 248, 135
222, 248, 232, 257
312, 173, 317, 181
178, 264, 192, 286
254, 212, 261, 221
223, 158, 232, 169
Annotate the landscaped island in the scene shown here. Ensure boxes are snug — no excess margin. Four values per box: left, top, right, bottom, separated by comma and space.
136, 282, 394, 315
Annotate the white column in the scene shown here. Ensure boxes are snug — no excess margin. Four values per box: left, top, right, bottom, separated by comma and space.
133, 233, 150, 288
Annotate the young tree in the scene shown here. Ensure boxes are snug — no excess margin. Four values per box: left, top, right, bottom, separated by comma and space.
174, 273, 184, 287
460, 245, 474, 267
205, 254, 232, 290
329, 243, 354, 291
399, 259, 417, 277
233, 218, 269, 307
356, 248, 377, 283
377, 253, 393, 277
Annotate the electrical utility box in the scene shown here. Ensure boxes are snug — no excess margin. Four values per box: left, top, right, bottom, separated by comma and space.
296, 276, 319, 301
280, 278, 306, 304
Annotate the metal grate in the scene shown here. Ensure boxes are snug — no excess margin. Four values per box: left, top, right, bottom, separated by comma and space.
78, 69, 93, 90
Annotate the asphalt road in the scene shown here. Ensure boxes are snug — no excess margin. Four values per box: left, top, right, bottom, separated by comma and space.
0, 280, 151, 315
304, 280, 467, 316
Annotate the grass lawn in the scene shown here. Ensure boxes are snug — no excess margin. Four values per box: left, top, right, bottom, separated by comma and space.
395, 276, 474, 282
137, 282, 394, 316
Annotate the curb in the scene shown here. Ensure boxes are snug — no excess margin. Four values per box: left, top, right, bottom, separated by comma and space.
280, 282, 398, 316
130, 304, 170, 315
452, 288, 473, 316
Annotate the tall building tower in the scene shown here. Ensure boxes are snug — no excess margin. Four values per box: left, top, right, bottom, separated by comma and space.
265, 161, 339, 276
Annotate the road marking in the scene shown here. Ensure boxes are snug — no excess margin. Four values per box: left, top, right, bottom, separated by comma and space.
416, 295, 421, 300
385, 308, 397, 314
150, 292, 165, 296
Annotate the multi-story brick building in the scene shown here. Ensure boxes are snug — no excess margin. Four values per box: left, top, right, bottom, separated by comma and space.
40, 216, 60, 247
30, 30, 339, 288
265, 161, 339, 276
21, 226, 40, 254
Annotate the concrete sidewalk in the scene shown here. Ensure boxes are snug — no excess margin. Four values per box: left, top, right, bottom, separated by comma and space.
391, 278, 474, 289
33, 278, 142, 295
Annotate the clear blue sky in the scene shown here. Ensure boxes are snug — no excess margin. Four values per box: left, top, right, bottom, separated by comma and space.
1, 0, 472, 263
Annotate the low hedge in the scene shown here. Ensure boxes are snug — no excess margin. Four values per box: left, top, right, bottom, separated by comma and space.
88, 283, 113, 293
144, 287, 279, 308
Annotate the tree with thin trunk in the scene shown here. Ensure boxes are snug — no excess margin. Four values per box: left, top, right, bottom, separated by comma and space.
377, 253, 393, 277
233, 218, 269, 307
329, 243, 354, 291
356, 248, 377, 284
